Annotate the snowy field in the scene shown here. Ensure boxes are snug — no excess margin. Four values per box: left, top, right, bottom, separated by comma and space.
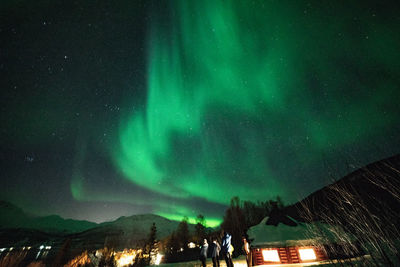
157, 255, 371, 267
159, 255, 248, 267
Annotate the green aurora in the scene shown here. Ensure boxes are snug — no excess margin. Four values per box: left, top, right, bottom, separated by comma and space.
1, 0, 398, 226
110, 1, 399, 225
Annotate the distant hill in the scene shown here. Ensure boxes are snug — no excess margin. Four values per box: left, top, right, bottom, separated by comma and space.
0, 201, 27, 227
100, 213, 194, 240
0, 201, 98, 234
0, 203, 195, 249
63, 214, 195, 250
284, 154, 400, 231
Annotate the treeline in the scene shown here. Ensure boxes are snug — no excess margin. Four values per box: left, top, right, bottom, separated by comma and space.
221, 196, 285, 257
162, 215, 207, 263
160, 196, 285, 263
126, 195, 286, 266
7, 197, 285, 266
132, 222, 158, 266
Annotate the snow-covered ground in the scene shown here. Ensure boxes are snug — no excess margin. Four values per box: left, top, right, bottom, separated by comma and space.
157, 255, 371, 266
158, 255, 248, 267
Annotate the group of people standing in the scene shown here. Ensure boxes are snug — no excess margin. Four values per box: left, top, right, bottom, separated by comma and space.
200, 231, 250, 267
199, 237, 223, 267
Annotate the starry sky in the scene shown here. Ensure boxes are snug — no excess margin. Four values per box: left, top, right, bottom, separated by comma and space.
1, 0, 399, 227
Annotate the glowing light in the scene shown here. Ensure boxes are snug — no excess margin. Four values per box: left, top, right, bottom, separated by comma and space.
298, 248, 317, 261
39, 245, 44, 250
114, 0, 292, 217
157, 213, 221, 228
155, 253, 163, 265
188, 242, 196, 248
262, 249, 280, 262
64, 250, 92, 266
63, 0, 399, 224
114, 249, 139, 267
116, 254, 135, 266
95, 250, 102, 257
45, 246, 52, 250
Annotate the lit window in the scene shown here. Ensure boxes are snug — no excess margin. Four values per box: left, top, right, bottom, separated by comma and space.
262, 249, 280, 262
298, 248, 317, 261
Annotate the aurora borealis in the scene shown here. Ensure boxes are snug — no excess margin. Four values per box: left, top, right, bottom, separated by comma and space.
1, 0, 400, 226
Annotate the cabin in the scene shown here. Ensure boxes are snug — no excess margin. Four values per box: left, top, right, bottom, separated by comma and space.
247, 216, 351, 265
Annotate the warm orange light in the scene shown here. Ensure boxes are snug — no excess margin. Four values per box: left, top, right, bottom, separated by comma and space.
114, 249, 139, 266
64, 251, 92, 266
117, 253, 135, 266
298, 248, 317, 261
262, 249, 280, 262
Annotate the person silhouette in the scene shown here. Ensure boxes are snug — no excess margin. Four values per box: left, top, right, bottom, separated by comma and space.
199, 238, 208, 267
211, 238, 221, 267
221, 231, 234, 267
242, 236, 250, 267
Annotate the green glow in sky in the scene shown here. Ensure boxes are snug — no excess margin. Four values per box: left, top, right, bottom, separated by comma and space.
112, 0, 399, 222
158, 213, 221, 228
2, 0, 398, 226
116, 1, 285, 205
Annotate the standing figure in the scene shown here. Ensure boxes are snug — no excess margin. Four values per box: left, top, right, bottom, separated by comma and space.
221, 231, 234, 267
211, 238, 221, 267
199, 238, 209, 267
242, 236, 250, 267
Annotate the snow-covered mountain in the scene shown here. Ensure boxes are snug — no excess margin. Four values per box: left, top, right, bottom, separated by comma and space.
0, 202, 194, 249
99, 213, 193, 240
63, 214, 195, 250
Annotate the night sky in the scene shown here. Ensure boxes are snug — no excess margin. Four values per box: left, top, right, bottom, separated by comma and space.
1, 0, 399, 227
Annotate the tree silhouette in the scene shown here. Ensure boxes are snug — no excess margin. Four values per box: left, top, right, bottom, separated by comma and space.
176, 216, 190, 251
221, 196, 286, 257
221, 196, 246, 257
146, 222, 157, 265
148, 222, 157, 253
194, 214, 206, 245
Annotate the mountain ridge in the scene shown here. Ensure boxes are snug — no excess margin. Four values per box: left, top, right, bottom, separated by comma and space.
0, 200, 98, 234
0, 201, 195, 249
284, 154, 400, 228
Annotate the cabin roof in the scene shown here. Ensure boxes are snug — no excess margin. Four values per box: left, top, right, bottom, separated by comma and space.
247, 216, 354, 247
